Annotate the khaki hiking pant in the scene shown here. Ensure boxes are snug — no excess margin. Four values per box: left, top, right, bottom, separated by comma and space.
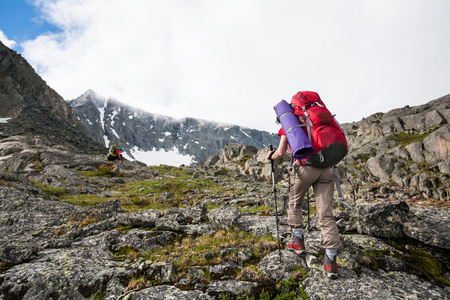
288, 165, 342, 249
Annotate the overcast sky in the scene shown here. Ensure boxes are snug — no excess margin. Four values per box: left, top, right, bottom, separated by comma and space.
1, 0, 449, 133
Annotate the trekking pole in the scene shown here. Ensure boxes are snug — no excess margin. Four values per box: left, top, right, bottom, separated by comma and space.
269, 145, 282, 263
306, 188, 311, 233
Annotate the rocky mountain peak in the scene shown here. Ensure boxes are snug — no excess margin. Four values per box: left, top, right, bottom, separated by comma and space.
70, 89, 107, 109
0, 42, 106, 154
0, 41, 75, 124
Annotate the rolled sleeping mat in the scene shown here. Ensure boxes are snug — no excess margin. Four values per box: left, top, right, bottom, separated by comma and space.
274, 100, 314, 160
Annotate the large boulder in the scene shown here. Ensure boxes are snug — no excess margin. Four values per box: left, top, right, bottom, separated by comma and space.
117, 209, 161, 228
366, 156, 395, 183
355, 200, 409, 238
127, 285, 213, 300
403, 206, 450, 249
257, 250, 307, 281
207, 206, 241, 230
423, 124, 450, 163
405, 142, 425, 163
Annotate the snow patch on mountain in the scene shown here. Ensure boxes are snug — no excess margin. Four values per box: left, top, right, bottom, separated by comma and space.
98, 99, 109, 146
124, 146, 194, 166
240, 129, 251, 138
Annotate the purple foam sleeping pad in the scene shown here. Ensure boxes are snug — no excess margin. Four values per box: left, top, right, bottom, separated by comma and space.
274, 100, 314, 160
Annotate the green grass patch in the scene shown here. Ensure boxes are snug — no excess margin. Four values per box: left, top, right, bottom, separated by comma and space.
390, 132, 431, 147
111, 176, 230, 211
0, 262, 12, 274
31, 181, 68, 197
409, 249, 450, 287
60, 194, 107, 207
112, 245, 139, 261
61, 164, 250, 211
139, 229, 278, 272
238, 154, 253, 166
42, 186, 68, 197
240, 205, 273, 214
117, 225, 133, 233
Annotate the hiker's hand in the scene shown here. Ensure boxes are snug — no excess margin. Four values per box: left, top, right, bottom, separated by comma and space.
267, 149, 275, 160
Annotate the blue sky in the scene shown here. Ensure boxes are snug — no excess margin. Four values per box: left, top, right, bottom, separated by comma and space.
0, 0, 59, 48
1, 0, 450, 133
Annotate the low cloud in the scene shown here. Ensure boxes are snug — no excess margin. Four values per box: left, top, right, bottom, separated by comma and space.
0, 30, 17, 48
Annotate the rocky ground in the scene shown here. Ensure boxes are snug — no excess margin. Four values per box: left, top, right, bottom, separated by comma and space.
2, 39, 450, 299
0, 136, 449, 300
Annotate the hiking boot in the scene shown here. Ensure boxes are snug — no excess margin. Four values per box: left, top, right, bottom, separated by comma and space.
323, 253, 338, 279
287, 234, 305, 255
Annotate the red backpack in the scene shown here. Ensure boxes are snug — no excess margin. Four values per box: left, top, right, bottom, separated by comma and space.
290, 91, 348, 168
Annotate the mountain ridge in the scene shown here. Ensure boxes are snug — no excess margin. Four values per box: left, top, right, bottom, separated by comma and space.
68, 89, 279, 165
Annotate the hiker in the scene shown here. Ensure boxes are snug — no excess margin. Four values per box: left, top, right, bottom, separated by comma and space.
267, 91, 343, 280
108, 144, 123, 176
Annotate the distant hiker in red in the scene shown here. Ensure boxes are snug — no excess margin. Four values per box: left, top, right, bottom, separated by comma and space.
267, 91, 346, 280
108, 144, 123, 176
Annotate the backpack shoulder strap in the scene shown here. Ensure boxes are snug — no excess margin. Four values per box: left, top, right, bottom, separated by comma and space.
300, 105, 313, 141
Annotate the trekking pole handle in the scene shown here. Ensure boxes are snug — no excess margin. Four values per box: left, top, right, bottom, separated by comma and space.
269, 145, 275, 171
268, 144, 275, 159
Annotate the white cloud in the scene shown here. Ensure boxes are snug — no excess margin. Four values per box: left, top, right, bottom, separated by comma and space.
17, 0, 450, 132
0, 30, 17, 48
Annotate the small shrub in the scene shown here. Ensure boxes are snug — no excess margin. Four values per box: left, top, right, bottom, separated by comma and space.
33, 152, 42, 172
273, 277, 308, 300
236, 266, 272, 283
54, 226, 68, 236
97, 164, 114, 175
78, 164, 114, 176
126, 275, 148, 292
113, 246, 139, 262
67, 216, 98, 228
